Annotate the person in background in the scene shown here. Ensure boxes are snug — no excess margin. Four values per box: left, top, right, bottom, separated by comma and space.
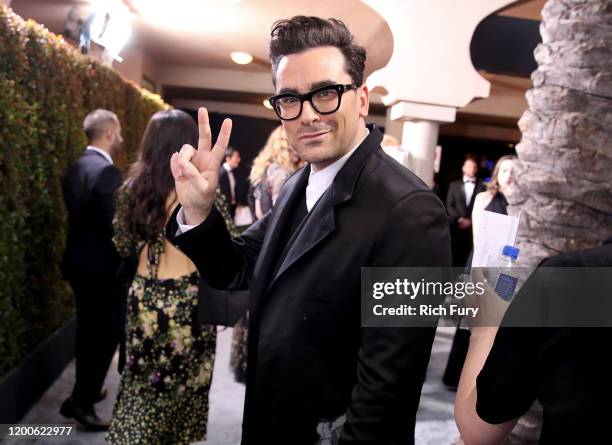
455, 238, 612, 445
219, 146, 241, 218
447, 155, 517, 445
106, 109, 237, 445
60, 109, 124, 431
442, 155, 487, 390
472, 155, 516, 241
446, 154, 486, 267
250, 125, 303, 219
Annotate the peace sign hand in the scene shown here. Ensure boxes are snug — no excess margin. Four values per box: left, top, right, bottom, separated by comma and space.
170, 107, 233, 225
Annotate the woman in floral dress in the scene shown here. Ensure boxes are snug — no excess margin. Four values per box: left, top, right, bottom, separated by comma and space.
107, 109, 237, 444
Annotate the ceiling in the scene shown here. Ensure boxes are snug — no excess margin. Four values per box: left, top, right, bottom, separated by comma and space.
8, 0, 546, 141
10, 0, 393, 75
9, 0, 545, 75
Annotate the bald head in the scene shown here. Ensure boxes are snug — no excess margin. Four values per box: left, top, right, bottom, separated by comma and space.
83, 109, 123, 156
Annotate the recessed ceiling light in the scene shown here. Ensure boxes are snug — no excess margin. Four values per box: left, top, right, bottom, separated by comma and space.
263, 99, 273, 110
231, 51, 253, 65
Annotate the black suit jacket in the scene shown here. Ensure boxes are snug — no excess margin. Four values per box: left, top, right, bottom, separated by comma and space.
167, 127, 451, 444
61, 149, 122, 282
446, 179, 485, 224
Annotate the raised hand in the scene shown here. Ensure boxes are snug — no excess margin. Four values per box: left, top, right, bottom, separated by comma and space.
170, 107, 233, 225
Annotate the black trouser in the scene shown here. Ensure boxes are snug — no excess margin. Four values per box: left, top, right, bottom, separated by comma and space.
69, 278, 121, 408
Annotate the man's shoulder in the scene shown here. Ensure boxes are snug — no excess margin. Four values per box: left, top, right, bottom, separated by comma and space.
66, 151, 104, 174
363, 149, 433, 201
67, 153, 119, 186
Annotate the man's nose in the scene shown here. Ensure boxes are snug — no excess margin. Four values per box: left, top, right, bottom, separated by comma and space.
300, 100, 319, 124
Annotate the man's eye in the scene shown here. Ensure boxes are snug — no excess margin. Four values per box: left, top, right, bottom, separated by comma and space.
315, 89, 336, 100
279, 97, 299, 106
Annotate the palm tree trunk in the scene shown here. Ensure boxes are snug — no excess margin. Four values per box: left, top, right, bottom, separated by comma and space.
507, 0, 612, 267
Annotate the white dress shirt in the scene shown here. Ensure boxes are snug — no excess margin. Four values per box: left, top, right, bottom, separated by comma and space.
177, 129, 369, 234
463, 175, 476, 206
223, 162, 236, 204
86, 145, 113, 164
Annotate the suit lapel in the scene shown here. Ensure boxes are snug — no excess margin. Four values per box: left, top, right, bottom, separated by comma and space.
270, 186, 336, 285
252, 166, 310, 292
267, 125, 384, 289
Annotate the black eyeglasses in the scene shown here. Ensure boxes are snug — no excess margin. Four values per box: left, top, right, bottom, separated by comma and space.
267, 83, 358, 121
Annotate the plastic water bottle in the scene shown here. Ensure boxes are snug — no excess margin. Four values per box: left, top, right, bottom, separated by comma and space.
487, 245, 520, 301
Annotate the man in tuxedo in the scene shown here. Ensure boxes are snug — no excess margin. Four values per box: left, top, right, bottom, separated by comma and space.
446, 155, 486, 266
167, 16, 450, 444
219, 146, 241, 217
60, 109, 123, 430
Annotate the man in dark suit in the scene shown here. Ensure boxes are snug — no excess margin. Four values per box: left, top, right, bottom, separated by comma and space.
167, 16, 451, 444
219, 146, 241, 217
446, 155, 486, 266
60, 109, 123, 430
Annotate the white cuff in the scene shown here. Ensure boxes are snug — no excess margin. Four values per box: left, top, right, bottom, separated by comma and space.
176, 207, 198, 236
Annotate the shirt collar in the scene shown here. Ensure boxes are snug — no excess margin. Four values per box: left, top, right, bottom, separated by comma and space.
86, 145, 113, 165
223, 162, 232, 172
305, 128, 369, 211
463, 175, 476, 183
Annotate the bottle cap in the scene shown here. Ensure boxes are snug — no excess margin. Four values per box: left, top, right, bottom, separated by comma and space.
502, 245, 520, 259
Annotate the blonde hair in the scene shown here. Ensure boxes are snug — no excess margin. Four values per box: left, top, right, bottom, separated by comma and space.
250, 126, 300, 185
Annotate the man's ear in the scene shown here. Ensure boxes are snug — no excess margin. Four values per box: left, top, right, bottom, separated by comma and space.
359, 85, 369, 118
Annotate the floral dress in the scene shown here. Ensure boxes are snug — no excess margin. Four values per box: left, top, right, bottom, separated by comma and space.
107, 189, 236, 445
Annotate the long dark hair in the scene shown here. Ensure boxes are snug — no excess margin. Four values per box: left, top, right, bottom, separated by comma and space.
122, 109, 198, 242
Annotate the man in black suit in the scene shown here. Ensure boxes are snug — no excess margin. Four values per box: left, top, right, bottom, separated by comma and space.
167, 16, 451, 444
446, 155, 486, 266
219, 146, 241, 217
60, 109, 123, 430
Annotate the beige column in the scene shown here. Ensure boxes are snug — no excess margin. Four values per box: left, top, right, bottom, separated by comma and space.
364, 0, 521, 184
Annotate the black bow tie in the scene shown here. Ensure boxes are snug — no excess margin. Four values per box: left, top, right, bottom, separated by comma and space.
464, 179, 476, 184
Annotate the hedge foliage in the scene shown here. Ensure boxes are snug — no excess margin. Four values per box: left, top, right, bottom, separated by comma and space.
0, 5, 167, 377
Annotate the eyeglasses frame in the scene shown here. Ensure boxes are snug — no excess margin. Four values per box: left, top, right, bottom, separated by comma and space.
267, 83, 359, 121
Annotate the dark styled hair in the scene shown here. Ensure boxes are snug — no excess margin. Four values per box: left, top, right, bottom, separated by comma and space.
122, 109, 198, 242
225, 146, 239, 159
464, 154, 478, 165
268, 16, 366, 87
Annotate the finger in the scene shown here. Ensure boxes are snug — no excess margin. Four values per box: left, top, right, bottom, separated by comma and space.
170, 152, 181, 180
178, 155, 204, 182
211, 118, 233, 164
197, 107, 212, 152
178, 144, 197, 162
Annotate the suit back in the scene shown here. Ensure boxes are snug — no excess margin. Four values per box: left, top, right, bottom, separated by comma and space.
62, 150, 122, 282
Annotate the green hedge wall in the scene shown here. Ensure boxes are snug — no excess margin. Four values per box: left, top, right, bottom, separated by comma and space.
0, 5, 167, 377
